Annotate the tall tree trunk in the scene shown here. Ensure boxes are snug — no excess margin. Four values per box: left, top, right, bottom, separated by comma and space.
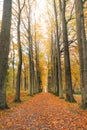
36, 43, 40, 92
59, 0, 76, 102
26, 66, 29, 90
0, 0, 12, 109
29, 38, 34, 96
15, 0, 25, 102
15, 12, 22, 102
48, 34, 53, 93
75, 0, 87, 108
54, 0, 63, 98
56, 57, 59, 96
48, 59, 51, 93
28, 7, 34, 96
51, 33, 57, 94
12, 42, 15, 89
50, 33, 57, 94
24, 64, 27, 91
36, 41, 41, 92
34, 22, 39, 93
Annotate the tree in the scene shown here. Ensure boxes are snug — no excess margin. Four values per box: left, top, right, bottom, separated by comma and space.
53, 0, 63, 98
59, 0, 76, 102
28, 5, 34, 96
0, 0, 12, 109
75, 0, 87, 108
15, 0, 25, 102
12, 41, 15, 89
48, 32, 58, 94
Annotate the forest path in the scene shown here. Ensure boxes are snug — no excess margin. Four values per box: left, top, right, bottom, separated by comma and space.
0, 93, 87, 130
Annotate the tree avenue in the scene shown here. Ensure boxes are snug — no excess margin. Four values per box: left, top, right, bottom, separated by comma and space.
0, 0, 87, 109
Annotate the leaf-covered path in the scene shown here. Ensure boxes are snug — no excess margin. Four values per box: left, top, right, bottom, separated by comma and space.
0, 93, 87, 130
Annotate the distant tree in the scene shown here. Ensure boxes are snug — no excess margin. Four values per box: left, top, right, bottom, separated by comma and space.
49, 32, 57, 93
34, 27, 41, 93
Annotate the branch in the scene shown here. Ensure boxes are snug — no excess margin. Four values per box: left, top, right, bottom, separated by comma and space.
20, 0, 26, 12
60, 39, 77, 53
21, 19, 28, 32
67, 2, 75, 24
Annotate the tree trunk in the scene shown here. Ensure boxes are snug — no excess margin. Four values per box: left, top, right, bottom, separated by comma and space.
24, 64, 27, 91
12, 42, 15, 89
15, 12, 22, 102
29, 41, 34, 96
34, 26, 39, 93
54, 0, 63, 98
0, 0, 12, 109
56, 58, 59, 96
15, 0, 25, 102
75, 0, 87, 108
28, 8, 34, 96
59, 0, 76, 102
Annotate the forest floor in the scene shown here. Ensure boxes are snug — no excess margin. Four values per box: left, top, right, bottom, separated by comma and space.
0, 93, 87, 130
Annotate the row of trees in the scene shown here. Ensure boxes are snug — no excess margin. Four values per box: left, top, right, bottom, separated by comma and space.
0, 0, 87, 109
0, 0, 42, 109
47, 0, 87, 108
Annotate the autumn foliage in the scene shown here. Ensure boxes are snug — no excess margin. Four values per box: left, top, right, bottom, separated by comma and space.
0, 93, 87, 129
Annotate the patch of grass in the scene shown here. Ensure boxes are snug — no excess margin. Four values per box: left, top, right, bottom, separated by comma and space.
74, 91, 81, 95
6, 90, 32, 109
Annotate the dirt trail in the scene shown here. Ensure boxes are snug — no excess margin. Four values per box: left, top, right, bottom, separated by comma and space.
0, 93, 87, 130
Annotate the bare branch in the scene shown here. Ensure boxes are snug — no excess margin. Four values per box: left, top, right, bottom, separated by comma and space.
67, 2, 75, 24
20, 0, 26, 12
60, 39, 77, 53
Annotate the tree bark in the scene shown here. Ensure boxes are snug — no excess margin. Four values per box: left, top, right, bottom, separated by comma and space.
0, 0, 12, 109
54, 0, 63, 98
15, 0, 25, 102
34, 24, 39, 93
75, 0, 87, 108
28, 7, 34, 96
12, 42, 15, 89
59, 0, 76, 102
24, 64, 27, 91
